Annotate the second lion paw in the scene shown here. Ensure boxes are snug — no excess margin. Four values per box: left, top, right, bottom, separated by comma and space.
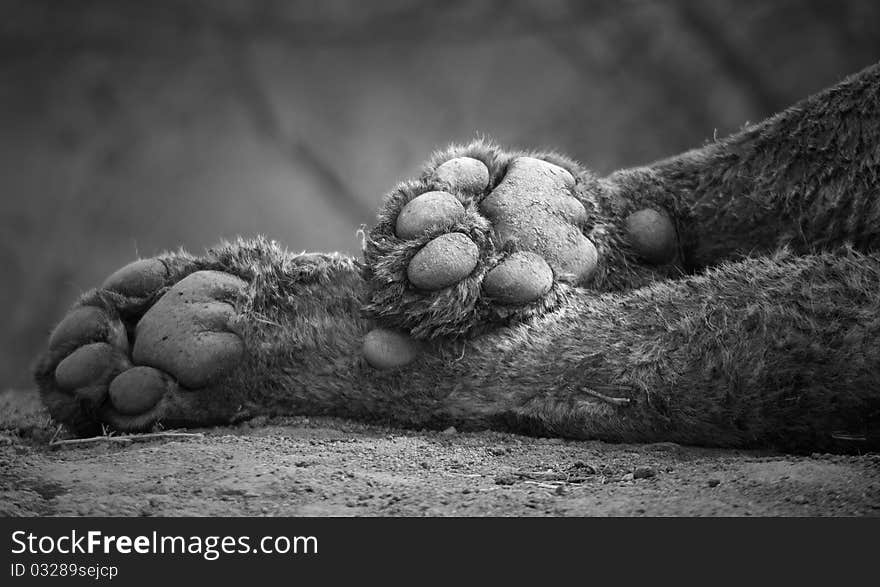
363, 141, 680, 340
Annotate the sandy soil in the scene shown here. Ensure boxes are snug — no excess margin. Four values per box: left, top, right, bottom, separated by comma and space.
1, 390, 878, 517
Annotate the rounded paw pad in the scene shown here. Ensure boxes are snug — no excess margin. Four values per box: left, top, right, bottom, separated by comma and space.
407, 232, 479, 291
433, 157, 490, 193
132, 270, 246, 388
49, 306, 127, 354
102, 258, 169, 298
109, 366, 172, 415
483, 252, 554, 304
55, 342, 131, 405
624, 208, 677, 264
396, 191, 465, 239
363, 328, 420, 369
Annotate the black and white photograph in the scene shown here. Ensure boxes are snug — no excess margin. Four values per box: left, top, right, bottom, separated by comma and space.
2, 0, 879, 530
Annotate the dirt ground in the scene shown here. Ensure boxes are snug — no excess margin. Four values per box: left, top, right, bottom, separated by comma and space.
1, 389, 878, 517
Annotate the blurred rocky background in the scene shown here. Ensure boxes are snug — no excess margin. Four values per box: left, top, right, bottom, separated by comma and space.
2, 0, 879, 389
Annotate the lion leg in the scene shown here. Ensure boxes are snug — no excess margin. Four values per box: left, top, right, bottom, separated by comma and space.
36, 238, 879, 452
604, 62, 880, 270
34, 238, 366, 435
356, 137, 880, 451
443, 250, 880, 452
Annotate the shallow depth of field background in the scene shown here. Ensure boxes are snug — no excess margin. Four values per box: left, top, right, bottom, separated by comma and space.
1, 0, 878, 388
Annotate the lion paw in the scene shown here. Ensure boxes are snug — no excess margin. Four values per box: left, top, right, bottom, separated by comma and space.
37, 259, 248, 433
363, 142, 679, 339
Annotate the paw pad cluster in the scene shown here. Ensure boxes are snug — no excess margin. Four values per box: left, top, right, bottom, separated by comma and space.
47, 263, 248, 423
394, 155, 596, 305
363, 144, 681, 367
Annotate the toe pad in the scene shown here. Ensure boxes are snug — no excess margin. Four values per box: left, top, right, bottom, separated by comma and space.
396, 191, 465, 239
54, 342, 131, 407
407, 233, 479, 291
49, 306, 127, 354
483, 252, 554, 304
433, 157, 490, 193
109, 366, 172, 416
102, 258, 169, 297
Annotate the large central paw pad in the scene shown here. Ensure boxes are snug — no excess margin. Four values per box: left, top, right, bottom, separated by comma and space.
479, 156, 597, 282
133, 271, 245, 388
363, 144, 602, 338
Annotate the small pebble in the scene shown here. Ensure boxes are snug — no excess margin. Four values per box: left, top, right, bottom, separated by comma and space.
633, 466, 656, 479
792, 494, 809, 505
707, 479, 721, 488
569, 461, 596, 474
442, 426, 458, 435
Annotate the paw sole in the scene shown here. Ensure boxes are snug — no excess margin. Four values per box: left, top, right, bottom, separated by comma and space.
133, 271, 247, 388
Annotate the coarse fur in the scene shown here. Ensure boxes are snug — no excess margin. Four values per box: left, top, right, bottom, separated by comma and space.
35, 62, 880, 452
